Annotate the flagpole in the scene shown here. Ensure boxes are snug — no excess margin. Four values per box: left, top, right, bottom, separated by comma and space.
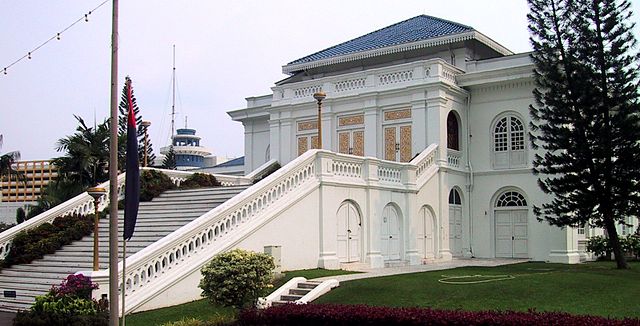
121, 239, 127, 326
108, 0, 120, 324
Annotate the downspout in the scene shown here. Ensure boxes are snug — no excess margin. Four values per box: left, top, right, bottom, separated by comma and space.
466, 92, 474, 257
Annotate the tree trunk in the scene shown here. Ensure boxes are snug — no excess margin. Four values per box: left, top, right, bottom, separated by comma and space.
604, 216, 629, 269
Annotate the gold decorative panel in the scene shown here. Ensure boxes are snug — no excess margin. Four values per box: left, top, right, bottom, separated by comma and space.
384, 109, 411, 121
384, 127, 396, 161
311, 136, 319, 150
353, 130, 364, 156
400, 125, 412, 162
338, 115, 364, 127
297, 137, 308, 156
297, 121, 318, 131
339, 132, 349, 154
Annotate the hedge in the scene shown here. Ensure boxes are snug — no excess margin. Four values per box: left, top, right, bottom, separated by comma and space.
236, 304, 640, 326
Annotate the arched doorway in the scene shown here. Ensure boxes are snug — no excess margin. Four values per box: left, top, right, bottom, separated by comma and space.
448, 188, 463, 256
494, 190, 529, 258
337, 201, 361, 263
381, 204, 401, 261
417, 206, 437, 259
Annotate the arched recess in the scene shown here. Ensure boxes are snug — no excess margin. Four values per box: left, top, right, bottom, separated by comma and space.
446, 111, 460, 151
381, 203, 402, 261
491, 112, 527, 169
448, 188, 463, 257
493, 188, 529, 258
336, 200, 362, 263
417, 205, 438, 260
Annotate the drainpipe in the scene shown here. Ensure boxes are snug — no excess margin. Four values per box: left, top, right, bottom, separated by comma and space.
466, 93, 474, 257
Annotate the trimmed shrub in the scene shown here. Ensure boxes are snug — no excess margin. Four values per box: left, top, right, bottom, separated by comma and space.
587, 235, 640, 260
199, 249, 275, 308
2, 214, 93, 267
237, 304, 640, 326
586, 235, 610, 258
180, 173, 221, 189
14, 274, 108, 326
16, 207, 26, 224
140, 169, 176, 201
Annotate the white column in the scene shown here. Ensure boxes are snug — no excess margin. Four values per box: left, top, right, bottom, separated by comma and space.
426, 90, 448, 164
321, 104, 333, 152
280, 118, 293, 165
411, 94, 427, 154
244, 122, 254, 174
363, 102, 378, 158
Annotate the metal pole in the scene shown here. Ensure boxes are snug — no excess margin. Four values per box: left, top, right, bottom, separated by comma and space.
317, 101, 322, 149
143, 130, 148, 167
121, 239, 127, 326
108, 0, 120, 324
93, 197, 99, 271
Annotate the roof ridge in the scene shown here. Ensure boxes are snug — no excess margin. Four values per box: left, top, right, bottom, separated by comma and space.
286, 14, 475, 67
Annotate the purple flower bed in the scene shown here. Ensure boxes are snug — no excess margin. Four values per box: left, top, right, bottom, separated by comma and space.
237, 304, 640, 326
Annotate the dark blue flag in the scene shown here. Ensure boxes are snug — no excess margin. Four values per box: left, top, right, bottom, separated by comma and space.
124, 77, 140, 241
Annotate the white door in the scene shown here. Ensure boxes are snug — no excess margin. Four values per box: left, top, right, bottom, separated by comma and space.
417, 207, 436, 259
448, 206, 462, 256
337, 202, 361, 263
381, 205, 401, 260
495, 209, 528, 258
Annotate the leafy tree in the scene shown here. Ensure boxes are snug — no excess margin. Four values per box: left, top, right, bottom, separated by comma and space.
118, 76, 156, 167
162, 145, 177, 170
0, 135, 24, 185
528, 0, 640, 269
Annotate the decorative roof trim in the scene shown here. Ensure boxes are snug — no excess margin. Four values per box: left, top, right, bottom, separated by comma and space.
282, 31, 513, 75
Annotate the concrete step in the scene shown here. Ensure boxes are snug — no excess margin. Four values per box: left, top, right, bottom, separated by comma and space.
297, 281, 321, 289
289, 288, 312, 295
280, 294, 303, 301
0, 298, 34, 312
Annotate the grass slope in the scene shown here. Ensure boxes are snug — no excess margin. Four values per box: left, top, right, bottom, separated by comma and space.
315, 261, 640, 318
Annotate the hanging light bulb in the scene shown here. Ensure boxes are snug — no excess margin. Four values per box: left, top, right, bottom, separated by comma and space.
28, 52, 32, 59
57, 33, 61, 40
85, 14, 88, 22
3, 68, 6, 75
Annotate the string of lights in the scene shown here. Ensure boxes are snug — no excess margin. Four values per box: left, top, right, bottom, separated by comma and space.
2, 0, 110, 76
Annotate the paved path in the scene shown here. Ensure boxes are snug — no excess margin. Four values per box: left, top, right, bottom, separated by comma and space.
311, 258, 529, 283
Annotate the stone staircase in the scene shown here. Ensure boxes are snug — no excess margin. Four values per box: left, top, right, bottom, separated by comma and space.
271, 280, 322, 306
0, 185, 248, 312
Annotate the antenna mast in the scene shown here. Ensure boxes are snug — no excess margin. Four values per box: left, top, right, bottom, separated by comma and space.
171, 44, 176, 137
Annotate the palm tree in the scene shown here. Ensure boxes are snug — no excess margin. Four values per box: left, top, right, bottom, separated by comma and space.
0, 134, 24, 184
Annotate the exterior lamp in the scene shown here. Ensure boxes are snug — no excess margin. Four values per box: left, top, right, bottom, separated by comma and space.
87, 186, 107, 271
313, 91, 326, 149
141, 120, 152, 167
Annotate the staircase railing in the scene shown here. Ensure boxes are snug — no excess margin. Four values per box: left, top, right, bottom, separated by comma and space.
85, 145, 439, 314
0, 173, 126, 260
88, 150, 319, 313
0, 163, 274, 260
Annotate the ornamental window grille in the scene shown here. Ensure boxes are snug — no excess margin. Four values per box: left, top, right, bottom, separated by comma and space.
495, 191, 527, 207
492, 115, 526, 169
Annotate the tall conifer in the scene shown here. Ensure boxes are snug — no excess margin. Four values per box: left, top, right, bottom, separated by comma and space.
528, 0, 640, 268
118, 77, 156, 166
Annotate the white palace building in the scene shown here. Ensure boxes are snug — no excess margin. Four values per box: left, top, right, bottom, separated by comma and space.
228, 14, 635, 267
3, 14, 639, 313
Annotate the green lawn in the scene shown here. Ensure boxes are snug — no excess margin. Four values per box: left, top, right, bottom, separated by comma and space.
125, 268, 358, 326
315, 261, 640, 318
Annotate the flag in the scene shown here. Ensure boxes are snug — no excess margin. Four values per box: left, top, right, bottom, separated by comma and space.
124, 77, 140, 241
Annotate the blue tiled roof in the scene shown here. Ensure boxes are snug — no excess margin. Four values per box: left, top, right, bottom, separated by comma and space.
214, 156, 244, 168
287, 15, 474, 66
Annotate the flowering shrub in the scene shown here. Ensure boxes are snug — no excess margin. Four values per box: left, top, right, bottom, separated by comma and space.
199, 249, 275, 308
237, 304, 640, 326
587, 235, 640, 259
14, 273, 108, 326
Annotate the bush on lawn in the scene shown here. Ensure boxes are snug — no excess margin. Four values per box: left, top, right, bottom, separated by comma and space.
14, 273, 108, 326
237, 304, 640, 326
140, 169, 176, 201
199, 249, 275, 308
180, 173, 221, 189
587, 235, 640, 260
2, 214, 93, 267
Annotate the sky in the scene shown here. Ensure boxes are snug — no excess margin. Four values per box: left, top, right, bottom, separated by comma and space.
0, 0, 638, 161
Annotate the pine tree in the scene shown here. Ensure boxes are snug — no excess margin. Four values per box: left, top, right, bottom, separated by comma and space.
118, 76, 156, 166
528, 0, 640, 269
162, 145, 177, 170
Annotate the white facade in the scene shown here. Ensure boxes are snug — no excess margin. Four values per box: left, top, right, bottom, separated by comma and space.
227, 17, 631, 266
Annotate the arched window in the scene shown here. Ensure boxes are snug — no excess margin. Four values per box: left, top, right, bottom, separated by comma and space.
448, 188, 462, 205
447, 112, 459, 151
495, 191, 527, 207
492, 115, 526, 169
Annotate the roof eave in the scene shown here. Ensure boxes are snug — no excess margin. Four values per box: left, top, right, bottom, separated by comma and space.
282, 31, 513, 75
